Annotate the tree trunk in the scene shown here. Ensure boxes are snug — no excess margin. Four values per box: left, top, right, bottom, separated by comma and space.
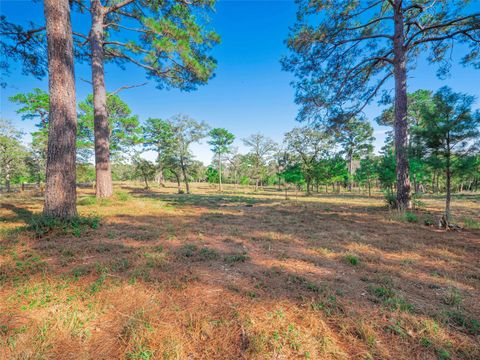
180, 158, 190, 194
218, 153, 222, 191
348, 152, 353, 191
91, 1, 112, 198
393, 0, 411, 210
43, 0, 78, 219
444, 140, 452, 225
367, 180, 371, 197
173, 171, 182, 193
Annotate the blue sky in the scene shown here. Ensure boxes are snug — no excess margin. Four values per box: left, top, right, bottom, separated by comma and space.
1, 0, 479, 164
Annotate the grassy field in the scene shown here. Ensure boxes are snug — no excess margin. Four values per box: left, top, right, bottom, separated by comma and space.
1, 183, 479, 359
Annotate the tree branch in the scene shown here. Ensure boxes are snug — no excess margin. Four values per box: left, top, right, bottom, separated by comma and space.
109, 82, 148, 96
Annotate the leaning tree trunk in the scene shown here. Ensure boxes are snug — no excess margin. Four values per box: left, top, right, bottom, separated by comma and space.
393, 1, 411, 211
91, 1, 113, 198
43, 0, 78, 219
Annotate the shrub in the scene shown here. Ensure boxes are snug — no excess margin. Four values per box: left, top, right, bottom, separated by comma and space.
383, 191, 397, 208
345, 253, 359, 266
404, 212, 418, 223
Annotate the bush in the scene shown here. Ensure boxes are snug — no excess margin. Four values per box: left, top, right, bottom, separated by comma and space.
404, 212, 418, 223
383, 191, 397, 208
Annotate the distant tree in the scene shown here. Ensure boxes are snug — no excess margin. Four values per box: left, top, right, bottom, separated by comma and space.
226, 148, 242, 189
142, 118, 176, 187
78, 94, 141, 162
377, 149, 397, 194
355, 156, 379, 197
0, 120, 27, 191
206, 167, 219, 184
419, 87, 480, 227
208, 128, 235, 191
133, 156, 156, 189
284, 0, 479, 210
337, 118, 374, 191
169, 115, 209, 194
9, 89, 50, 159
284, 126, 331, 195
280, 163, 305, 199
242, 133, 277, 191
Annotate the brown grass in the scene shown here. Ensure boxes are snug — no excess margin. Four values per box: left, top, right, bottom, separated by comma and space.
1, 183, 479, 359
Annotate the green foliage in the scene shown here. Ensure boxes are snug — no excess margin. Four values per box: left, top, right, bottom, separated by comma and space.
208, 128, 235, 156
78, 94, 142, 161
0, 119, 28, 189
344, 254, 359, 266
404, 212, 418, 223
205, 167, 219, 184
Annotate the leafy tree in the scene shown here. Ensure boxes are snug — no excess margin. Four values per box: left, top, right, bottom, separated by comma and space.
378, 149, 397, 194
71, 0, 220, 198
284, 0, 479, 210
0, 119, 28, 191
242, 133, 277, 191
226, 148, 242, 188
208, 128, 235, 191
133, 156, 156, 189
355, 156, 379, 197
284, 126, 331, 195
337, 118, 374, 191
142, 118, 177, 186
78, 93, 141, 162
280, 163, 305, 199
419, 87, 480, 226
206, 167, 219, 184
169, 115, 209, 194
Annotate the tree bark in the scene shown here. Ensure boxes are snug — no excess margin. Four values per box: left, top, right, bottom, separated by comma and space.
393, 1, 411, 210
43, 0, 78, 219
218, 152, 222, 191
91, 1, 113, 198
348, 152, 353, 191
445, 138, 452, 225
180, 157, 190, 194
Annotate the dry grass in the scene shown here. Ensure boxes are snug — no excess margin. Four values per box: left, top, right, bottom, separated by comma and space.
1, 183, 479, 359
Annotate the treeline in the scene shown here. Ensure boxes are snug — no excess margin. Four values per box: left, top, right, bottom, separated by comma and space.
2, 87, 479, 223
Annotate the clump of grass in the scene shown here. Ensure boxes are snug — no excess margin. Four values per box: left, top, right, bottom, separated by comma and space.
311, 295, 343, 316
71, 265, 91, 279
78, 196, 97, 206
368, 285, 414, 312
27, 214, 100, 238
442, 287, 463, 307
461, 216, 480, 229
404, 211, 418, 223
224, 252, 250, 264
115, 190, 131, 202
287, 274, 321, 293
443, 310, 480, 335
344, 253, 360, 266
177, 243, 198, 258
177, 244, 219, 262
198, 247, 219, 261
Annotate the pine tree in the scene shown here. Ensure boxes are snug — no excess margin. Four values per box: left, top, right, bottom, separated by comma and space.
284, 0, 479, 210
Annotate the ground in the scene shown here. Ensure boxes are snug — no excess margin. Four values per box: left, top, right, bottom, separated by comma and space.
0, 183, 479, 360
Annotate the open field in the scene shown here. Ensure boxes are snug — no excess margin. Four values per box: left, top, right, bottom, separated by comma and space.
1, 183, 479, 359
